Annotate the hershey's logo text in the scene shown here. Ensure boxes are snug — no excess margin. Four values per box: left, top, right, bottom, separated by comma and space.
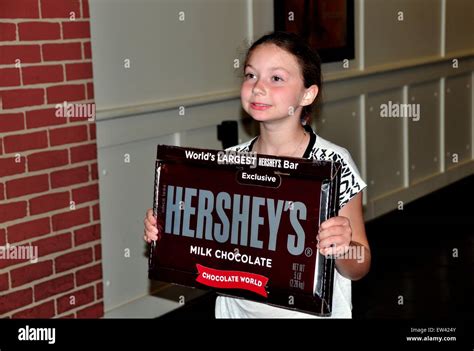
165, 186, 306, 255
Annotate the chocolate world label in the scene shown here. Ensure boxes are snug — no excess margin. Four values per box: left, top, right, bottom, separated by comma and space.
148, 145, 341, 316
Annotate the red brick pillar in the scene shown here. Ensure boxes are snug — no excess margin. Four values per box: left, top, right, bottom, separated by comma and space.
0, 0, 103, 318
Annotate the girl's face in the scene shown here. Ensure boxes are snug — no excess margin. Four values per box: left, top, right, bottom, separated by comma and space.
241, 43, 315, 123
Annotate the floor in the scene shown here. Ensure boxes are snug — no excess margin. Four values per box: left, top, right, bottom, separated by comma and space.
159, 174, 474, 319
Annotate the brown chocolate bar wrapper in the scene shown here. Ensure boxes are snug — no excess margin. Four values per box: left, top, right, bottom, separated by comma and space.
148, 145, 341, 316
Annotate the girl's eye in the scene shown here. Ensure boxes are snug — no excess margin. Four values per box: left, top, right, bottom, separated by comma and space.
272, 76, 283, 82
244, 73, 255, 79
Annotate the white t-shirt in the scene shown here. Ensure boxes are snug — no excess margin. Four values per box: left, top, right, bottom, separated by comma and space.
215, 124, 367, 318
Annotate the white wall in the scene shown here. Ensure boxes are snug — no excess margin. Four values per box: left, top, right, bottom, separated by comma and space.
89, 0, 474, 317
90, 0, 248, 112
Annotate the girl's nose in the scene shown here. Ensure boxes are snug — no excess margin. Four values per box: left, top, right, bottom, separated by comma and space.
252, 80, 266, 95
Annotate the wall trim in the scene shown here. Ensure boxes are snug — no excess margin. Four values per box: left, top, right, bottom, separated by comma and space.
96, 52, 474, 122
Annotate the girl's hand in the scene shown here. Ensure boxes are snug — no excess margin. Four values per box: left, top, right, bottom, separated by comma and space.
143, 208, 161, 243
316, 216, 352, 257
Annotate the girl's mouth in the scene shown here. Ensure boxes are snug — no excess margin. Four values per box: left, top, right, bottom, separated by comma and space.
250, 103, 272, 111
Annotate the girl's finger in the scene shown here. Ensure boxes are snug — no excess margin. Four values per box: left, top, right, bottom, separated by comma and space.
147, 210, 157, 225
145, 222, 158, 234
318, 235, 346, 250
145, 231, 158, 241
318, 226, 351, 240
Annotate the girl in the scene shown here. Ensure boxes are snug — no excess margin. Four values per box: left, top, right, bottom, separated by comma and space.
143, 31, 371, 318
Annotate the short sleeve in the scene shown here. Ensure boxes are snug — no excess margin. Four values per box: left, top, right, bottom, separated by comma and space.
338, 149, 367, 208
225, 137, 256, 152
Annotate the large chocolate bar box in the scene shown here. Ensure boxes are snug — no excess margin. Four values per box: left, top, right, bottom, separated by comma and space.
148, 145, 341, 316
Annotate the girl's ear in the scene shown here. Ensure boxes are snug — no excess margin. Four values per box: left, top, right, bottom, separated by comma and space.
301, 85, 319, 106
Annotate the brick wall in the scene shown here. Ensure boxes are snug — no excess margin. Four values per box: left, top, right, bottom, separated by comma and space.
0, 0, 103, 318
